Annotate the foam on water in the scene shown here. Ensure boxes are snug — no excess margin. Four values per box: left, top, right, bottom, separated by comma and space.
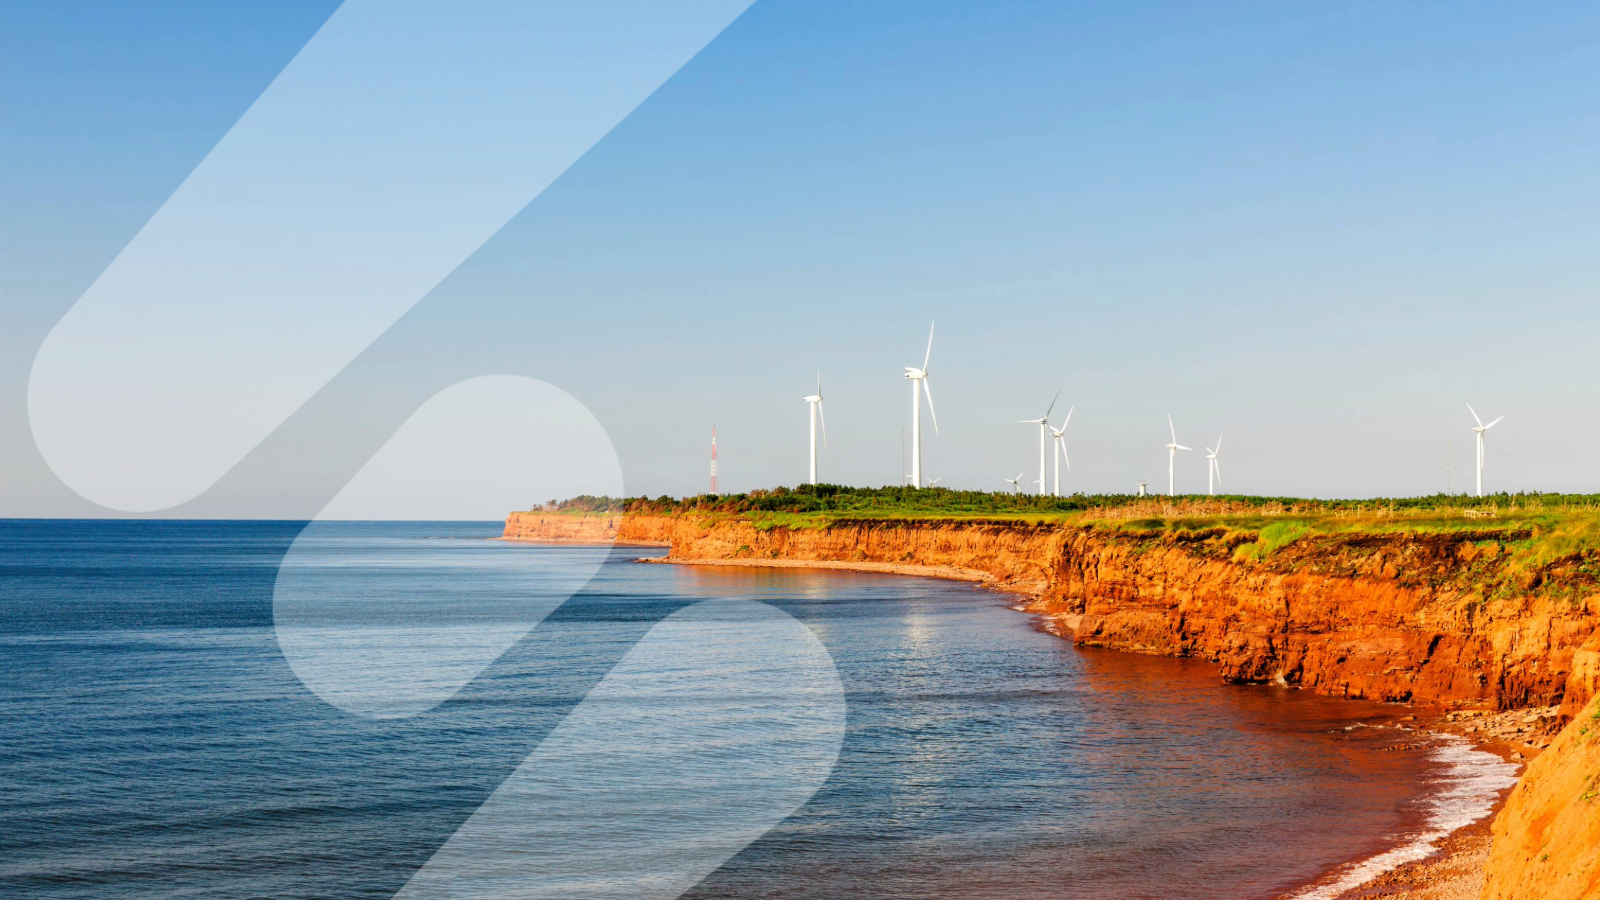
1284, 733, 1521, 899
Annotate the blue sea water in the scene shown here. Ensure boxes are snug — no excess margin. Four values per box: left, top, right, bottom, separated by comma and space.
0, 520, 1478, 899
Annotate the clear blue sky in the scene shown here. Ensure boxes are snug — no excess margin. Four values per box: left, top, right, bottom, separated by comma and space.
5, 2, 1599, 516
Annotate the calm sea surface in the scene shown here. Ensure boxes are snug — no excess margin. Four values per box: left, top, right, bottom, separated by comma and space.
0, 520, 1486, 899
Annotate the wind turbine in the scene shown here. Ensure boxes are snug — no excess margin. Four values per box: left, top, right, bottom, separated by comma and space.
1047, 407, 1074, 497
903, 322, 939, 488
1466, 404, 1504, 498
1003, 473, 1023, 493
802, 373, 827, 485
1164, 414, 1192, 497
928, 477, 942, 486
1018, 386, 1063, 497
1205, 436, 1222, 497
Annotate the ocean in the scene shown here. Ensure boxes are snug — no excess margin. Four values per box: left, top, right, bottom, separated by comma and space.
0, 520, 1514, 899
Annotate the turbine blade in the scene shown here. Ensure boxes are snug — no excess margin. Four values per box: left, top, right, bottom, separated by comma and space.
1063, 405, 1073, 428
1169, 414, 1177, 443
1215, 434, 1222, 454
923, 321, 935, 373
923, 378, 939, 434
818, 399, 828, 449
1214, 459, 1222, 486
1485, 416, 1504, 429
1044, 384, 1062, 419
1467, 403, 1483, 427
1177, 444, 1192, 451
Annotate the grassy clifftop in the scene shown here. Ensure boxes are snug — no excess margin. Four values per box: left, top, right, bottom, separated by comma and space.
526, 487, 1600, 602
530, 484, 1600, 519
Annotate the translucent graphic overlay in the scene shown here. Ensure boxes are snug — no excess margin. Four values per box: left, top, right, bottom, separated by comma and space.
29, 0, 754, 512
274, 376, 622, 718
273, 377, 846, 899
397, 600, 847, 900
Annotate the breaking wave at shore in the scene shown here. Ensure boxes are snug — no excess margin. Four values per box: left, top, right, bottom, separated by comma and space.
1285, 733, 1520, 899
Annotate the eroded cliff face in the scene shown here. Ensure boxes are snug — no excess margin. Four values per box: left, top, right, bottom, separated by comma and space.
503, 513, 1600, 712
663, 517, 1066, 592
1480, 693, 1600, 900
1036, 528, 1600, 711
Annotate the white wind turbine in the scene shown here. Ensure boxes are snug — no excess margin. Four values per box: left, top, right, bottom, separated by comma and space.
1003, 472, 1024, 493
1466, 404, 1504, 498
1164, 414, 1192, 497
1205, 435, 1223, 497
802, 373, 827, 486
1018, 386, 1063, 497
1047, 407, 1074, 497
903, 322, 939, 488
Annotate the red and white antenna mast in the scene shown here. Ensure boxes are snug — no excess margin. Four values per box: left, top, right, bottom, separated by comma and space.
709, 425, 719, 494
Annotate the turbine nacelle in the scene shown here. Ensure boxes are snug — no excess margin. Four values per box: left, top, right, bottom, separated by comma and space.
1048, 407, 1073, 439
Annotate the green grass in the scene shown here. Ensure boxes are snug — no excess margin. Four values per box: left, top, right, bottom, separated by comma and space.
525, 488, 1600, 598
528, 486, 1600, 522
1232, 521, 1312, 562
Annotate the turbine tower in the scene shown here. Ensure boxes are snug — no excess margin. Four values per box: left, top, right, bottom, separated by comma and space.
802, 373, 827, 485
709, 426, 718, 494
1018, 386, 1063, 497
1205, 436, 1223, 497
1164, 414, 1192, 497
903, 322, 939, 488
1466, 404, 1504, 498
1048, 406, 1074, 497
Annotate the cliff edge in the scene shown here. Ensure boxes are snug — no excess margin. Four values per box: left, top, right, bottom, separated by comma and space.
1481, 692, 1600, 899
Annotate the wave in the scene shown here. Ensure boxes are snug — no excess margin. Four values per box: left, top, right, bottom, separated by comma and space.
1283, 733, 1521, 899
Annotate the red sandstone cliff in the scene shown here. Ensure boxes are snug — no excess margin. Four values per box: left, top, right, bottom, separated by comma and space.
505, 512, 1600, 713
502, 512, 672, 545
1036, 527, 1600, 711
